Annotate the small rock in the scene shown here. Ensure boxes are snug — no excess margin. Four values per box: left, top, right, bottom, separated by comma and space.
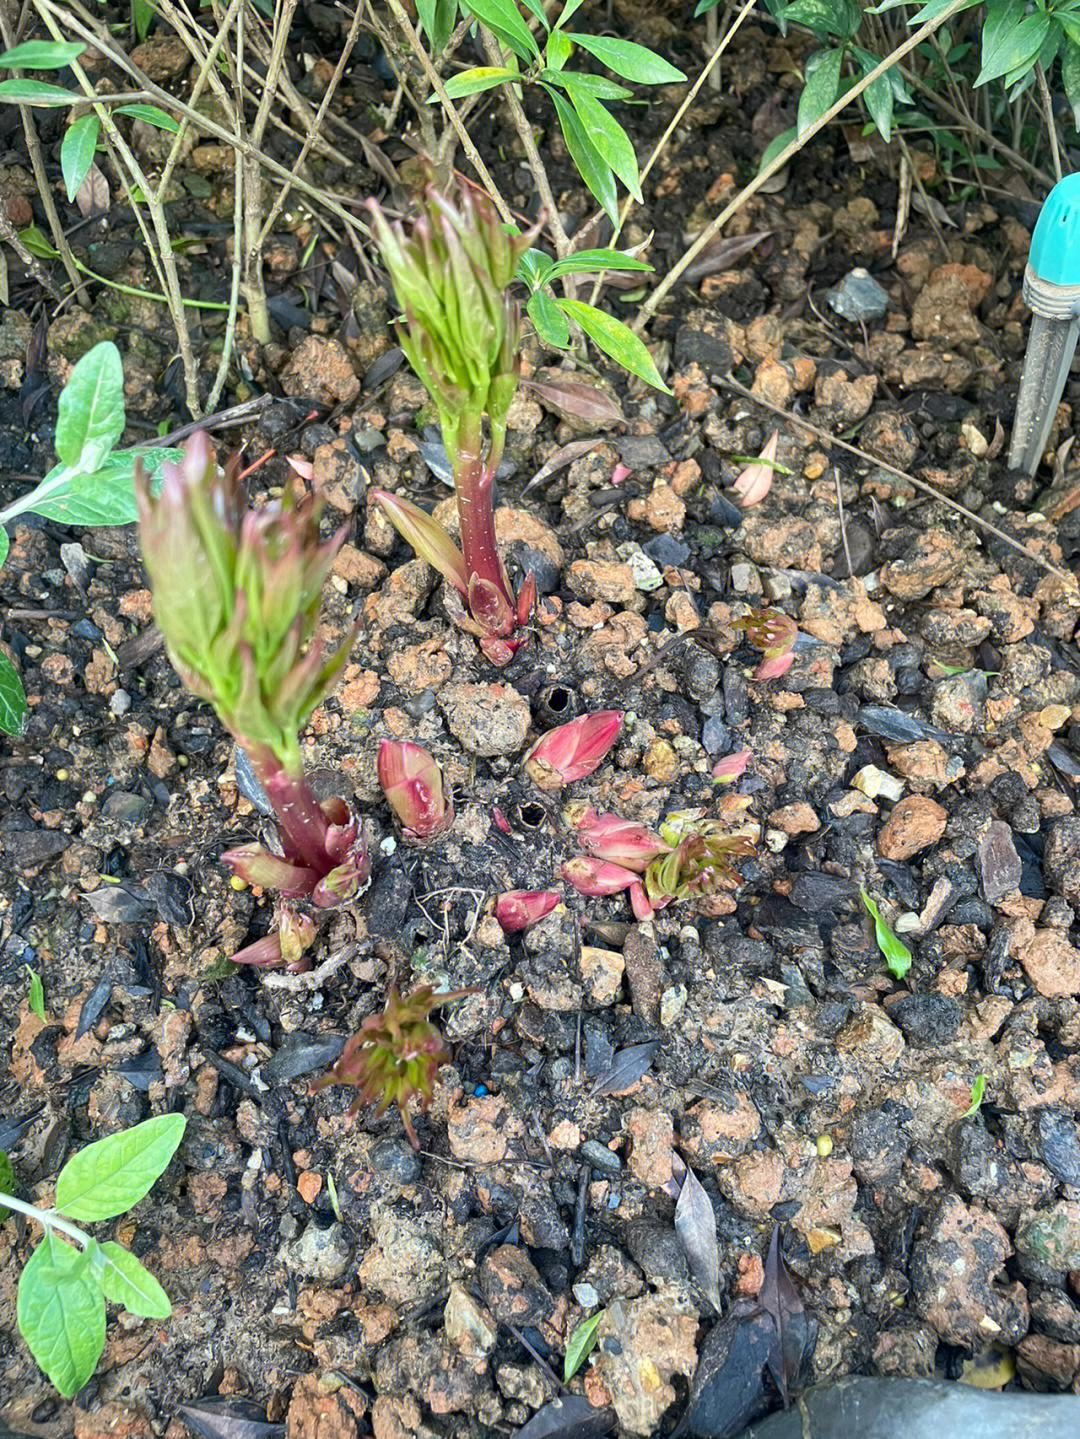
1036, 1108, 1080, 1189
263, 1032, 344, 1084
825, 268, 889, 322
281, 1222, 352, 1282
889, 992, 962, 1047
911, 266, 984, 346
625, 1107, 674, 1189
280, 336, 360, 406
447, 1093, 522, 1163
567, 558, 637, 606
597, 1296, 698, 1437
438, 683, 531, 757
911, 1195, 1028, 1346
444, 1283, 497, 1359
479, 1244, 553, 1327
877, 795, 948, 860
977, 821, 1023, 903
1010, 918, 1080, 997
1016, 1201, 1080, 1270
880, 531, 964, 600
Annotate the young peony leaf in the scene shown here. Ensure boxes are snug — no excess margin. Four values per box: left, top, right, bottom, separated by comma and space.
860, 887, 912, 980
558, 298, 670, 392
55, 1113, 186, 1222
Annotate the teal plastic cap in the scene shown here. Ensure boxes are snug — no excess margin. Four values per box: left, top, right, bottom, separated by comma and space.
1029, 174, 1080, 287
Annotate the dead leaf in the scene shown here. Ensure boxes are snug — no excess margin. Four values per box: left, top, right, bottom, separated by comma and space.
524, 375, 624, 428
514, 1395, 616, 1438
681, 231, 772, 284
179, 1401, 284, 1439
591, 1039, 659, 1096
757, 1225, 812, 1406
674, 1163, 722, 1312
75, 162, 109, 217
522, 438, 602, 496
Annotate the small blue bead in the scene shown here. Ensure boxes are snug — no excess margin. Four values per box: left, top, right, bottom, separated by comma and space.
473, 1083, 489, 1097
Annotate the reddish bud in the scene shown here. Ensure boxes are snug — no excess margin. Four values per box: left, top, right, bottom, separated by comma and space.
525, 710, 623, 792
562, 857, 641, 896
733, 429, 779, 508
630, 881, 656, 921
515, 570, 537, 629
492, 804, 513, 835
754, 650, 795, 681
576, 808, 668, 872
711, 749, 752, 784
495, 889, 561, 932
378, 740, 453, 839
371, 490, 469, 596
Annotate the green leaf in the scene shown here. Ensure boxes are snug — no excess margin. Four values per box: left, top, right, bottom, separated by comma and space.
546, 247, 653, 280
962, 1073, 986, 1118
558, 297, 670, 392
860, 887, 912, 980
26, 965, 47, 1021
114, 103, 179, 131
134, 0, 155, 43
0, 1150, 15, 1222
55, 1113, 186, 1222
61, 114, 99, 202
517, 0, 550, 28
54, 340, 125, 471
695, 0, 723, 13
797, 48, 844, 136
517, 246, 556, 289
2, 456, 137, 527
566, 89, 642, 200
417, 0, 459, 51
527, 288, 571, 346
782, 0, 861, 39
565, 1310, 603, 1380
545, 85, 618, 223
553, 0, 589, 28
440, 65, 516, 99
1063, 38, 1080, 126
0, 78, 80, 105
546, 28, 572, 69
0, 651, 27, 737
757, 125, 796, 173
16, 1238, 106, 1397
17, 223, 59, 258
0, 525, 8, 568
565, 32, 686, 83
464, 0, 540, 61
853, 48, 894, 140
0, 41, 85, 69
543, 68, 634, 100
99, 1242, 171, 1318
904, 0, 980, 24
976, 0, 1048, 85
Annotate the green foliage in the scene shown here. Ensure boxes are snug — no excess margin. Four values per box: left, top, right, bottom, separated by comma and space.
565, 1310, 603, 1380
515, 245, 667, 391
860, 887, 913, 980
963, 1073, 987, 1116
61, 114, 99, 200
0, 343, 182, 737
0, 1150, 13, 1222
425, 1, 684, 223
0, 1114, 186, 1396
26, 965, 47, 1021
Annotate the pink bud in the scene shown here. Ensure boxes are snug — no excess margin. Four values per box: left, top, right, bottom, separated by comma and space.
630, 881, 655, 921
492, 804, 512, 836
577, 808, 668, 872
754, 650, 795, 681
495, 889, 561, 932
525, 710, 623, 792
378, 740, 453, 839
515, 570, 536, 629
712, 749, 752, 784
733, 430, 779, 508
562, 857, 641, 896
610, 463, 631, 486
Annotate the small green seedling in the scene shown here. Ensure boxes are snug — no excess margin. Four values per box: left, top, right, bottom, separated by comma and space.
963, 1073, 987, 1117
564, 1309, 603, 1381
25, 964, 47, 1021
0, 341, 181, 735
0, 1113, 186, 1396
860, 886, 912, 980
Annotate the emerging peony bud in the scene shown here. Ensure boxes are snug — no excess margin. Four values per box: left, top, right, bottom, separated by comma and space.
733, 430, 779, 508
753, 650, 795, 681
576, 808, 668, 872
562, 856, 642, 896
377, 740, 453, 840
737, 607, 798, 683
712, 749, 752, 784
310, 985, 473, 1147
525, 711, 624, 792
495, 889, 561, 932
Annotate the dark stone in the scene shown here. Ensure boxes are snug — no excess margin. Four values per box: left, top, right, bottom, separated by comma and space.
617, 434, 672, 469
143, 871, 194, 927
370, 1136, 423, 1186
1036, 1108, 1080, 1189
890, 993, 962, 1047
850, 1108, 907, 1185
977, 821, 1023, 904
580, 1139, 623, 1175
702, 716, 732, 756
644, 534, 691, 567
726, 1375, 1080, 1439
623, 1222, 692, 1290
263, 1031, 345, 1084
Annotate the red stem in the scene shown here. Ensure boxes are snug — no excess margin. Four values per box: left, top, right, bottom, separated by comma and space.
455, 447, 512, 605
249, 752, 333, 873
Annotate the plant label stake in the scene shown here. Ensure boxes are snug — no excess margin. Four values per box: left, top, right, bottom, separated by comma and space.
1009, 173, 1080, 477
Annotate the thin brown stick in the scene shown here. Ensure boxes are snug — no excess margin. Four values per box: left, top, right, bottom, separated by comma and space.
719, 375, 1079, 591
637, 0, 973, 330
381, 0, 514, 224
0, 203, 60, 299
1035, 62, 1063, 183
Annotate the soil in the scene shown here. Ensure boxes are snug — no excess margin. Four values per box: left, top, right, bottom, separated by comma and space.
3, 6, 1080, 1439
